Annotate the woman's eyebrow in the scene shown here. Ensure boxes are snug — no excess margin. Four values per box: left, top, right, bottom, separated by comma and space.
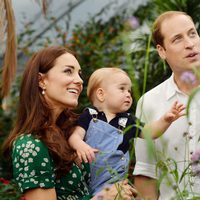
63, 65, 75, 69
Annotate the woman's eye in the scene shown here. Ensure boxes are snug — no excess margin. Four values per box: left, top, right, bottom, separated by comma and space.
64, 69, 72, 75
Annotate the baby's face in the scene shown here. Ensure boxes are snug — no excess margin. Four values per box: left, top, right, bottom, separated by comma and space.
101, 72, 133, 114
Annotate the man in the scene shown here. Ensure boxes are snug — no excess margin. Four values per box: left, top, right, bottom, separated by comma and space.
133, 11, 200, 199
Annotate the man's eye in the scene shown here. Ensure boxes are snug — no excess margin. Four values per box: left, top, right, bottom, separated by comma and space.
172, 36, 181, 43
189, 31, 197, 37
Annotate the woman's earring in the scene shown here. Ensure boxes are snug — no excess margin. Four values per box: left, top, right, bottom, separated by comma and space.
42, 88, 45, 95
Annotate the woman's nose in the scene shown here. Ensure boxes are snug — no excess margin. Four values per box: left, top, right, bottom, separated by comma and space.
75, 73, 83, 85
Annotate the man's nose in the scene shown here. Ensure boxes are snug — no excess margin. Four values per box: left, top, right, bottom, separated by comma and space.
184, 37, 195, 49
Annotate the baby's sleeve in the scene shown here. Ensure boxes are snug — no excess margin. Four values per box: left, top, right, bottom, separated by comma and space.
77, 108, 92, 131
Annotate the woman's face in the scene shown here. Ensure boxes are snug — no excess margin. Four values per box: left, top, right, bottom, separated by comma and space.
39, 52, 83, 116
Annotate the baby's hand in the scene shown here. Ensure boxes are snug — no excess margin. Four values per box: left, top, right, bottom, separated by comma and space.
76, 141, 98, 163
164, 101, 185, 123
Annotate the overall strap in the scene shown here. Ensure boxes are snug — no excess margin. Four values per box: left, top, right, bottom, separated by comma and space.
118, 117, 128, 133
88, 108, 98, 122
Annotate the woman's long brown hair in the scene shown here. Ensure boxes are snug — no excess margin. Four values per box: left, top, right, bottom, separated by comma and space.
3, 46, 79, 177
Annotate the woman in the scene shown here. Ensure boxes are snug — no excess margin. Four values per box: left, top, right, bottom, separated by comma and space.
3, 46, 135, 200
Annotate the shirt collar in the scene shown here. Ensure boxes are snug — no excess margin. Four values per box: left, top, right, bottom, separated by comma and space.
166, 73, 184, 100
91, 106, 129, 118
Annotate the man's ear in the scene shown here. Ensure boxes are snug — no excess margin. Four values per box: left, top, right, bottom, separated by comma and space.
157, 44, 166, 60
96, 88, 105, 102
38, 73, 46, 89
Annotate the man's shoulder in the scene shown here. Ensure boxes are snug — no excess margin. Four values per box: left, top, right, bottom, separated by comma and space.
141, 77, 171, 99
136, 77, 172, 122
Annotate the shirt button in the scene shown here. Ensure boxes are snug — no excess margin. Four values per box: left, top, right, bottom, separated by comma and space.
122, 166, 125, 170
189, 135, 193, 140
121, 157, 125, 161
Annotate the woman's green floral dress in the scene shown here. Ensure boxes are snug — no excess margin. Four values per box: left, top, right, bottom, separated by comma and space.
12, 134, 91, 200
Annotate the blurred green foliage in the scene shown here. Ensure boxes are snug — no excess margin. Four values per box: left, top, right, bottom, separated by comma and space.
68, 14, 128, 109
0, 178, 22, 200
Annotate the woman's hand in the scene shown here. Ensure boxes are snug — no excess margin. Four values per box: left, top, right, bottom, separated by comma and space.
93, 179, 138, 200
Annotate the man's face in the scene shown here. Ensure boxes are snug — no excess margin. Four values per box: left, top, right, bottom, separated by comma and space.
157, 14, 200, 74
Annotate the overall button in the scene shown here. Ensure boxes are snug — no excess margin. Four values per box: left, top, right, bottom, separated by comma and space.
121, 157, 125, 161
118, 129, 123, 134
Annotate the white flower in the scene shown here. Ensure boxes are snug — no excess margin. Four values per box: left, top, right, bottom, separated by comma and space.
68, 181, 73, 185
40, 183, 45, 187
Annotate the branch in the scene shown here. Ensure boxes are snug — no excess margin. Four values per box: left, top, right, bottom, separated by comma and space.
22, 0, 86, 49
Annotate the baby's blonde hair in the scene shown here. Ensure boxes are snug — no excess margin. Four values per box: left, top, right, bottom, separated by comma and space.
87, 67, 129, 104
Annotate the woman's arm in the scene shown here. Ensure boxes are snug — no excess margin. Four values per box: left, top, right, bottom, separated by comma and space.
24, 188, 57, 200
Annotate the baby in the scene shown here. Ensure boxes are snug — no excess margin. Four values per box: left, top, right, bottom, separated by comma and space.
69, 67, 185, 194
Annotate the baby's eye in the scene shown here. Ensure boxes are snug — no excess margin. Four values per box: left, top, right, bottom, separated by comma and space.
120, 87, 125, 91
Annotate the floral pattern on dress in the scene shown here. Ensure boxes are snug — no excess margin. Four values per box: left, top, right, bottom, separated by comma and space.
12, 134, 91, 200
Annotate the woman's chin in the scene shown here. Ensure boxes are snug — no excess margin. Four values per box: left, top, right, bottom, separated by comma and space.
66, 101, 79, 109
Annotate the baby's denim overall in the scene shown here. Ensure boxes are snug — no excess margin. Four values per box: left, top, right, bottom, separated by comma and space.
85, 108, 130, 195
